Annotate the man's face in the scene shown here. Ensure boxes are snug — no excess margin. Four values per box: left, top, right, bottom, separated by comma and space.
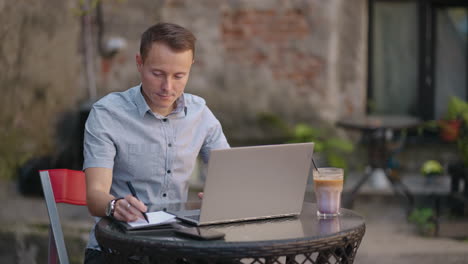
136, 42, 193, 116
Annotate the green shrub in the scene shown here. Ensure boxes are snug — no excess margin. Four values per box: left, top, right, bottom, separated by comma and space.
408, 208, 436, 236
0, 130, 35, 180
257, 112, 354, 170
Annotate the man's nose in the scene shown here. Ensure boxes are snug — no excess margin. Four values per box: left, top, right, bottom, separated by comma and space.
161, 77, 172, 91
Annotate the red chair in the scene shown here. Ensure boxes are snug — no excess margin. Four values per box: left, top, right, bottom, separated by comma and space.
40, 169, 87, 264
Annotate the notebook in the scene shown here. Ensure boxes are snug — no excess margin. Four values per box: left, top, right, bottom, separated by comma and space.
169, 142, 314, 226
118, 211, 177, 230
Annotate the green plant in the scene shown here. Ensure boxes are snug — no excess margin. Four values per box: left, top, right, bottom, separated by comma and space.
288, 123, 354, 169
446, 97, 468, 166
0, 129, 37, 180
421, 160, 443, 176
445, 96, 468, 122
420, 97, 468, 164
408, 208, 436, 236
257, 113, 354, 170
424, 97, 468, 142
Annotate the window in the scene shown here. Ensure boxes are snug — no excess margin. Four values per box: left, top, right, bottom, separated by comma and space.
434, 6, 467, 119
368, 0, 468, 120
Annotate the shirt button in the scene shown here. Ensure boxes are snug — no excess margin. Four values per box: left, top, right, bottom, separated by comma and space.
163, 118, 168, 122
167, 170, 171, 174
168, 143, 172, 147
162, 193, 167, 197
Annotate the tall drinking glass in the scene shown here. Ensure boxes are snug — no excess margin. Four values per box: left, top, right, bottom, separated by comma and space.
313, 167, 344, 217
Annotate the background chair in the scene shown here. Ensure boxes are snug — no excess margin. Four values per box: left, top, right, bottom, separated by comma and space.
40, 169, 87, 264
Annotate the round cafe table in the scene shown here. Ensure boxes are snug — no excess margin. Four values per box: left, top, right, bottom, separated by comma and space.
337, 115, 421, 211
95, 202, 366, 264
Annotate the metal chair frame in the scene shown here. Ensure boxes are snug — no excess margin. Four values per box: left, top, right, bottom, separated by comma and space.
40, 169, 87, 264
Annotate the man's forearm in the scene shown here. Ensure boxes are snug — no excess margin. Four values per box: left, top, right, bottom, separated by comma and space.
87, 190, 115, 217
85, 167, 114, 217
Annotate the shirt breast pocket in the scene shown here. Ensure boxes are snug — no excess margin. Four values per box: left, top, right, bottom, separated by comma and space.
127, 143, 163, 178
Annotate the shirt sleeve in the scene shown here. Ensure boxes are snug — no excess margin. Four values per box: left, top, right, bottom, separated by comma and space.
199, 107, 230, 164
82, 105, 117, 170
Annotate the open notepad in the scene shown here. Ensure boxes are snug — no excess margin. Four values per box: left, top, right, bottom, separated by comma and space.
119, 211, 177, 230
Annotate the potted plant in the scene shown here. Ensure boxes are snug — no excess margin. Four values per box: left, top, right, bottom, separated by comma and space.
444, 97, 468, 216
439, 96, 468, 142
421, 160, 443, 185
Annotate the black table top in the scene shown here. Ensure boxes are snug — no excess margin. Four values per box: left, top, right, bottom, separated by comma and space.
96, 202, 365, 258
337, 114, 421, 131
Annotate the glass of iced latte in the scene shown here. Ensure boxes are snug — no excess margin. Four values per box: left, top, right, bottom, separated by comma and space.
318, 217, 341, 235
313, 167, 344, 217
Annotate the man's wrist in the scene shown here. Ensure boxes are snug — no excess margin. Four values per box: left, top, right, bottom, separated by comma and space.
105, 197, 124, 218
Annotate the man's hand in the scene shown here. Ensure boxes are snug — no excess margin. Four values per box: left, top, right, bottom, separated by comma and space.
113, 194, 148, 222
85, 168, 149, 222
198, 192, 204, 199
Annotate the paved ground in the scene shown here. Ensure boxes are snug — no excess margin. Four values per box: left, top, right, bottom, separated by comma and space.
351, 197, 468, 264
342, 170, 468, 264
1, 174, 468, 264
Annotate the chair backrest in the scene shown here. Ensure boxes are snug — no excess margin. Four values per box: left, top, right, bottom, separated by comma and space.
40, 169, 87, 264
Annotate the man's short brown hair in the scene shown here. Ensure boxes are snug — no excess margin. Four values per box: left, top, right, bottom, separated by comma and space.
140, 22, 196, 62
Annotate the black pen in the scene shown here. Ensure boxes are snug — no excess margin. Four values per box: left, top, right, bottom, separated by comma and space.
126, 181, 150, 223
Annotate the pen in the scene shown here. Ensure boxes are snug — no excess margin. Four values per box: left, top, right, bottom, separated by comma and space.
126, 181, 149, 223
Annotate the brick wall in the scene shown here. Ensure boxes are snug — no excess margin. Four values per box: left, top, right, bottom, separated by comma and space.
222, 8, 323, 96
0, 0, 368, 168
91, 0, 368, 141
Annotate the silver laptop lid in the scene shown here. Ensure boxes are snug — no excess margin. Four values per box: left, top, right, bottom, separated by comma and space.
198, 142, 314, 225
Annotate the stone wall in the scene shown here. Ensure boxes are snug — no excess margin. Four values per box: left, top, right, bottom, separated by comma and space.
0, 0, 82, 179
100, 0, 368, 142
0, 0, 367, 178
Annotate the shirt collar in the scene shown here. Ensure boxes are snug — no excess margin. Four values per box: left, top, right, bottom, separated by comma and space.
134, 85, 187, 119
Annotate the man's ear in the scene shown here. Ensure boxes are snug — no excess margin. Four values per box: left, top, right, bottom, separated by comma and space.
136, 53, 143, 72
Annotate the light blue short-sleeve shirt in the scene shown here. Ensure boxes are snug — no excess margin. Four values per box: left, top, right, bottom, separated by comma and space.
83, 85, 230, 249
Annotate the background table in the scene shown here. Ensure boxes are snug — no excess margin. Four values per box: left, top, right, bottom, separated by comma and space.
337, 115, 421, 211
96, 202, 366, 264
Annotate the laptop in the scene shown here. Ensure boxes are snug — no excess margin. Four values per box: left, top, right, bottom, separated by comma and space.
169, 142, 314, 226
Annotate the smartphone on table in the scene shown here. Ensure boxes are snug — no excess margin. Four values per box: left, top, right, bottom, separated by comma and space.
174, 225, 225, 240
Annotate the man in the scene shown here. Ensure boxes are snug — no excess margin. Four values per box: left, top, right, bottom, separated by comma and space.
83, 22, 230, 263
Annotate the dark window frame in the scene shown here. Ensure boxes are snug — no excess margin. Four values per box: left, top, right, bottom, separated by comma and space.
367, 0, 468, 120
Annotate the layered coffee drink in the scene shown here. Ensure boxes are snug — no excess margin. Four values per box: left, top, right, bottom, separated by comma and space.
313, 168, 344, 217
318, 217, 341, 235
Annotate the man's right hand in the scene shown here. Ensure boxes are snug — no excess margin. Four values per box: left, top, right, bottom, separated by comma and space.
113, 194, 148, 222
85, 167, 149, 222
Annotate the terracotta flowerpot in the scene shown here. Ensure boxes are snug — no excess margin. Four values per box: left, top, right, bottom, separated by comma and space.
439, 119, 462, 142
